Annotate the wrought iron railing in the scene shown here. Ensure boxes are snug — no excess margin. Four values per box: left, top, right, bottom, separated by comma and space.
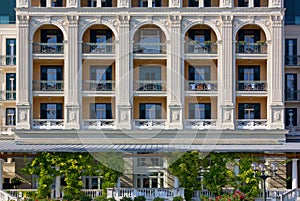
186, 80, 218, 91
33, 80, 64, 91
0, 55, 16, 66
133, 42, 166, 54
33, 43, 64, 54
0, 90, 16, 100
82, 43, 115, 54
285, 55, 300, 66
134, 80, 166, 91
236, 81, 267, 91
236, 42, 267, 54
285, 90, 300, 101
185, 41, 218, 54
82, 80, 115, 91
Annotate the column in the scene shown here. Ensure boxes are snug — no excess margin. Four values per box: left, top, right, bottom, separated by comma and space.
97, 0, 102, 7
116, 15, 132, 129
169, 0, 181, 8
55, 166, 61, 198
148, 0, 153, 7
64, 15, 80, 129
67, 0, 80, 7
167, 15, 183, 129
292, 159, 298, 189
16, 15, 31, 129
118, 0, 130, 7
219, 15, 235, 129
269, 0, 283, 8
220, 0, 233, 8
199, 0, 204, 7
46, 0, 52, 7
0, 159, 3, 190
268, 15, 284, 129
249, 0, 254, 7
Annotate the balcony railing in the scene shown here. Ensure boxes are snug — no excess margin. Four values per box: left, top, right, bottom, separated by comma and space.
0, 55, 16, 66
82, 43, 115, 54
134, 119, 166, 129
185, 119, 217, 129
108, 188, 185, 200
32, 119, 64, 129
285, 91, 300, 101
0, 126, 15, 135
33, 80, 64, 91
82, 80, 114, 91
83, 119, 115, 129
236, 119, 268, 129
33, 43, 64, 54
236, 81, 267, 91
285, 55, 300, 66
134, 80, 166, 91
286, 126, 300, 135
0, 90, 16, 101
186, 81, 218, 91
185, 41, 218, 54
133, 43, 166, 54
236, 42, 267, 54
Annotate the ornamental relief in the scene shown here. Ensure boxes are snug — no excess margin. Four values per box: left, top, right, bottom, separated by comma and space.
78, 17, 119, 37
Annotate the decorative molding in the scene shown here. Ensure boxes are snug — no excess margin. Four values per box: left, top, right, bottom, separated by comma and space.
169, 15, 181, 27
271, 15, 283, 27
17, 15, 30, 27
119, 15, 130, 25
67, 15, 79, 27
221, 15, 233, 26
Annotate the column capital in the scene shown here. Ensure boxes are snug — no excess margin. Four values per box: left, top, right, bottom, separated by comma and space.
67, 15, 79, 28
119, 15, 130, 25
169, 15, 182, 27
271, 15, 284, 28
292, 158, 299, 162
17, 15, 30, 28
221, 15, 233, 26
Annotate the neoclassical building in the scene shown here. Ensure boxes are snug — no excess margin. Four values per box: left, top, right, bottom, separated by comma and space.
1, 0, 300, 199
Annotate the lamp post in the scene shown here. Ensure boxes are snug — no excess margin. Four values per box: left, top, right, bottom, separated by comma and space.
251, 162, 278, 201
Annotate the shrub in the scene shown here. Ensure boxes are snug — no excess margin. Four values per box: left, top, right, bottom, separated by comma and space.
134, 196, 146, 201
63, 194, 75, 201
80, 194, 92, 201
173, 196, 183, 201
153, 197, 164, 201
120, 197, 133, 201
94, 195, 108, 201
108, 198, 117, 201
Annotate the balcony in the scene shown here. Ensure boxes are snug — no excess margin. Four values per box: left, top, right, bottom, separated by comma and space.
0, 55, 16, 66
236, 119, 268, 129
83, 80, 114, 92
135, 80, 166, 91
82, 43, 115, 54
133, 43, 166, 54
83, 119, 115, 129
186, 81, 218, 91
32, 119, 64, 129
0, 126, 15, 135
33, 43, 64, 54
185, 119, 217, 129
236, 42, 267, 54
185, 41, 218, 54
0, 90, 16, 101
134, 119, 166, 129
33, 80, 64, 91
285, 56, 300, 66
236, 81, 267, 91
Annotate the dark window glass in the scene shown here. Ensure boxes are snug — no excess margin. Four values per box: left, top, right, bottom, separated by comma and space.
6, 108, 15, 126
189, 103, 211, 119
139, 103, 162, 119
285, 74, 297, 100
238, 0, 248, 7
40, 103, 63, 119
285, 39, 297, 65
204, 0, 211, 7
285, 108, 297, 127
238, 103, 260, 119
188, 0, 199, 7
6, 73, 16, 100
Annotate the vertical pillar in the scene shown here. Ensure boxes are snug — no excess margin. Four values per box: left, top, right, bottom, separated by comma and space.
67, 0, 80, 7
169, 0, 181, 8
292, 159, 298, 189
219, 15, 235, 129
0, 159, 3, 190
46, 0, 52, 7
220, 0, 233, 8
17, 0, 30, 7
16, 15, 31, 130
249, 0, 254, 7
167, 15, 183, 129
97, 0, 102, 7
199, 0, 204, 7
118, 0, 130, 7
268, 15, 284, 129
55, 166, 61, 198
116, 15, 132, 129
65, 15, 80, 129
148, 0, 153, 7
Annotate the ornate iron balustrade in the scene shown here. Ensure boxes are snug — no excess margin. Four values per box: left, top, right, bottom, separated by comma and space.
82, 80, 115, 91
33, 80, 64, 91
33, 43, 64, 54
236, 119, 268, 129
236, 42, 267, 54
186, 81, 218, 91
236, 81, 267, 91
82, 42, 115, 54
135, 80, 166, 91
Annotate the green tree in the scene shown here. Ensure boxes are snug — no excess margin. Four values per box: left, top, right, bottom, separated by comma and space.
168, 151, 203, 201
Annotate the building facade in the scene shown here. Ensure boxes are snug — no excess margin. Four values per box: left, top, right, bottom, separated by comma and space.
1, 0, 300, 199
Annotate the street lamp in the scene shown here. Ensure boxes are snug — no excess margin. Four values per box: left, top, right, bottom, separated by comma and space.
251, 162, 278, 201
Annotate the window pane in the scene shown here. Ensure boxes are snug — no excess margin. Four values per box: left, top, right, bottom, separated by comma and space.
6, 108, 15, 125
47, 104, 57, 119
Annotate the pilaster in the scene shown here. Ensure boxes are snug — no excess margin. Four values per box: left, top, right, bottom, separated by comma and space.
65, 15, 80, 129
249, 0, 254, 7
292, 159, 298, 189
116, 15, 132, 129
118, 0, 130, 7
46, 0, 52, 7
268, 15, 284, 129
219, 15, 235, 129
199, 0, 204, 7
16, 15, 31, 129
220, 0, 233, 8
269, 0, 283, 8
169, 0, 181, 8
67, 0, 80, 7
167, 15, 183, 129
17, 0, 29, 8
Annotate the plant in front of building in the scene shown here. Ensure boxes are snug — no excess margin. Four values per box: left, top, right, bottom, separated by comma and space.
11, 177, 22, 188
153, 197, 164, 201
120, 197, 132, 201
173, 196, 184, 201
134, 196, 146, 201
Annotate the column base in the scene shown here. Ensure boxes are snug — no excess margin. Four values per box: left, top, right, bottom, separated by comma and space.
167, 105, 183, 130
219, 105, 235, 130
64, 105, 80, 130
268, 104, 285, 129
116, 105, 132, 129
16, 104, 31, 130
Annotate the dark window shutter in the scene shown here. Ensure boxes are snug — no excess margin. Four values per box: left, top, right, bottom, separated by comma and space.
254, 30, 260, 42
188, 0, 194, 6
41, 66, 47, 80
56, 104, 62, 119
189, 103, 195, 119
238, 30, 244, 42
57, 30, 63, 43
57, 67, 63, 80
90, 103, 96, 119
41, 30, 48, 43
139, 104, 146, 119
189, 66, 195, 80
253, 104, 260, 119
204, 30, 211, 41
204, 0, 211, 7
41, 104, 47, 119
205, 104, 211, 119
238, 0, 246, 7
188, 30, 195, 41
90, 67, 96, 80
90, 30, 97, 43
106, 66, 112, 80
254, 66, 260, 80
107, 0, 112, 7
238, 66, 244, 80
56, 0, 63, 7
155, 104, 162, 119
154, 0, 161, 7
106, 30, 112, 42
238, 104, 245, 119
205, 67, 211, 80
254, 0, 260, 7
106, 104, 112, 119
41, 0, 46, 7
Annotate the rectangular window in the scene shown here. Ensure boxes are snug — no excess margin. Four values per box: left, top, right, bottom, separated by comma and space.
152, 0, 161, 7
51, 0, 63, 7
238, 0, 249, 7
90, 66, 112, 90
6, 73, 16, 100
90, 29, 113, 53
139, 103, 162, 119
254, 0, 260, 7
41, 66, 63, 90
189, 103, 211, 119
238, 66, 260, 90
204, 0, 211, 7
285, 108, 297, 127
41, 103, 63, 119
285, 74, 297, 100
188, 0, 199, 7
90, 103, 112, 119
285, 39, 297, 65
140, 0, 148, 7
238, 103, 260, 119
101, 0, 112, 7
188, 66, 211, 81
6, 39, 16, 65
139, 66, 162, 91
6, 108, 15, 126
140, 29, 161, 53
